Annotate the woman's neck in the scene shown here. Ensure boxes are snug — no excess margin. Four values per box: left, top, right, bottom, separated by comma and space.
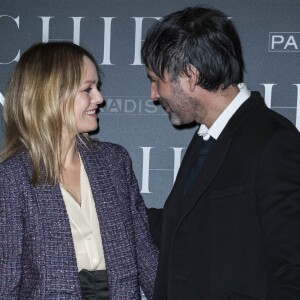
61, 134, 79, 169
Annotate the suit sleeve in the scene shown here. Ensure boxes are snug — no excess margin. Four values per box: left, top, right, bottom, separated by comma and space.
145, 207, 163, 248
256, 129, 300, 299
0, 163, 23, 299
121, 148, 159, 300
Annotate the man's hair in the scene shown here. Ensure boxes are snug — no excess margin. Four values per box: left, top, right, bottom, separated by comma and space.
1, 41, 100, 185
141, 6, 244, 91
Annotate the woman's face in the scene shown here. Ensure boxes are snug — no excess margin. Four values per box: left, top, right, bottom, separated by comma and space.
73, 56, 103, 134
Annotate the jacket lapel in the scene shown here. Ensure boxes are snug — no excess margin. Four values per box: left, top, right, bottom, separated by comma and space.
164, 132, 201, 210
19, 153, 80, 293
77, 141, 138, 282
176, 93, 264, 223
179, 130, 233, 219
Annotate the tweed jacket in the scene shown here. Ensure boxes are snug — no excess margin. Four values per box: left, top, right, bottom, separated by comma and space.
0, 138, 158, 299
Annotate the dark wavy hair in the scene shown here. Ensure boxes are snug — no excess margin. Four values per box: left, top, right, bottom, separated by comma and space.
141, 6, 244, 91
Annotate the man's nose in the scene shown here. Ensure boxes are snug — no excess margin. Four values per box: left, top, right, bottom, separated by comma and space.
150, 82, 159, 102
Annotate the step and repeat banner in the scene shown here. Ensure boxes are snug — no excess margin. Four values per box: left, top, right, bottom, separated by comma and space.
0, 0, 299, 209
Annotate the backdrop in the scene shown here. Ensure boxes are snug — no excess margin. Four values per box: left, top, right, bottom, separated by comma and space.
1, 0, 300, 211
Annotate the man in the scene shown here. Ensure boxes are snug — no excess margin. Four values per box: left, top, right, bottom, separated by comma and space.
142, 6, 300, 300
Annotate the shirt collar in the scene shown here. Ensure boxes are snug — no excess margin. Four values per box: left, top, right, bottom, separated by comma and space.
198, 83, 251, 140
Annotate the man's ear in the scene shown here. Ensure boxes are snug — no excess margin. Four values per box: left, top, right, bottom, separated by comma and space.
186, 65, 199, 92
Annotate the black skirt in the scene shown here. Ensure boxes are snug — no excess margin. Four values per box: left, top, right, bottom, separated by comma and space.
78, 269, 109, 300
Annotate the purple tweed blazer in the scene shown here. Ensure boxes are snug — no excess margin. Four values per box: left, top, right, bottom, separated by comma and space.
0, 138, 158, 299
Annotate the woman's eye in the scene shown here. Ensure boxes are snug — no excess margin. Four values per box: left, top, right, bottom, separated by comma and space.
83, 87, 92, 93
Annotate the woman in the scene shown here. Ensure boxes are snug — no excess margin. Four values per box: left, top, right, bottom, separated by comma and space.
0, 42, 158, 299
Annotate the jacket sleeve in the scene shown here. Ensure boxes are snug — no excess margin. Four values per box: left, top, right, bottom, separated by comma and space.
146, 207, 163, 248
256, 129, 300, 299
121, 148, 159, 300
0, 162, 23, 299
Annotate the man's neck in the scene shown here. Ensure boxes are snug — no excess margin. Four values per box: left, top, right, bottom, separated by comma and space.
202, 85, 240, 128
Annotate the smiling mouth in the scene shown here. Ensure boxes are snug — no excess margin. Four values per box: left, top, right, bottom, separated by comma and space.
85, 109, 96, 115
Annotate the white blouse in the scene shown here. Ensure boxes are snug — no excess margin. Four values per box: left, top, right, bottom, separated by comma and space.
60, 158, 106, 272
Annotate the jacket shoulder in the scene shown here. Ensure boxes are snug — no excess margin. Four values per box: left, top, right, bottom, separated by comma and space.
233, 92, 299, 137
0, 152, 28, 177
80, 138, 131, 164
89, 139, 128, 154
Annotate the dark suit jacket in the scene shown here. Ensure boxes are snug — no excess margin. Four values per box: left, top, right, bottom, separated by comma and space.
0, 138, 158, 299
152, 92, 300, 300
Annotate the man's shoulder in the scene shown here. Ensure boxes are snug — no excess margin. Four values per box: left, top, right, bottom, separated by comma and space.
237, 92, 297, 133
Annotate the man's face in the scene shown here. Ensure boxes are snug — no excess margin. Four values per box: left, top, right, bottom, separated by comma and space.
146, 68, 198, 126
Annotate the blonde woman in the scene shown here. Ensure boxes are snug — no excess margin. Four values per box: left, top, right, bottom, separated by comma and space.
0, 42, 158, 299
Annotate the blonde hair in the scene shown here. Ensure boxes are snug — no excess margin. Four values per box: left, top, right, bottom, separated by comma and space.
1, 42, 98, 185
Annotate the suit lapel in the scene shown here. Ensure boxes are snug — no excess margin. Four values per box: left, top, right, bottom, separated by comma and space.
175, 93, 264, 224
164, 132, 200, 209
179, 130, 233, 218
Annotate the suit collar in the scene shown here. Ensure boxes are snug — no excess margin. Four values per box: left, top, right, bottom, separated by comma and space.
198, 83, 251, 140
225, 91, 265, 136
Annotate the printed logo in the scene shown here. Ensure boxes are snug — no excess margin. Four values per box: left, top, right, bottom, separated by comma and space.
269, 32, 300, 52
101, 96, 164, 115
